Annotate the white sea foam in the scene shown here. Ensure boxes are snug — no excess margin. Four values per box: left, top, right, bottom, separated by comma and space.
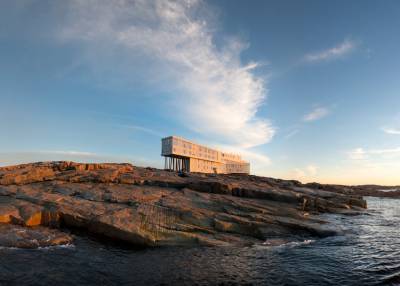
37, 244, 75, 250
280, 239, 315, 248
259, 239, 315, 249
0, 244, 75, 251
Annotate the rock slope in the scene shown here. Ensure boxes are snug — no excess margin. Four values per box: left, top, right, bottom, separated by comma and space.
0, 162, 367, 248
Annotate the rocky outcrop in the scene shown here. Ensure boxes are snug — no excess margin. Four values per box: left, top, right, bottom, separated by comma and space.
0, 224, 72, 249
304, 182, 400, 198
0, 161, 367, 247
351, 185, 400, 198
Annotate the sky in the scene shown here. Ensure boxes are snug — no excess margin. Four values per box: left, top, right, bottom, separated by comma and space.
1, 0, 400, 185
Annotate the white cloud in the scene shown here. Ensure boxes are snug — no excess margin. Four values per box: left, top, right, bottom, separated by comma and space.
343, 146, 400, 185
348, 147, 400, 160
293, 168, 306, 179
369, 147, 400, 155
304, 39, 356, 62
292, 164, 319, 182
306, 165, 318, 176
303, 107, 330, 122
348, 148, 367, 160
382, 127, 400, 135
59, 0, 274, 148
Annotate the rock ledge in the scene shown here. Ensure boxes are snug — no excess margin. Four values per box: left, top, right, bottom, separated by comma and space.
0, 161, 367, 247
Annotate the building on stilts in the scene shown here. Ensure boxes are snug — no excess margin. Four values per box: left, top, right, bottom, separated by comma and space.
161, 136, 250, 174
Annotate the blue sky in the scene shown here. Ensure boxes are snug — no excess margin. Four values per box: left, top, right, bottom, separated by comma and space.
1, 0, 400, 185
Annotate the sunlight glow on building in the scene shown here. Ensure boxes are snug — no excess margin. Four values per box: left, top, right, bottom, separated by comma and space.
161, 136, 250, 174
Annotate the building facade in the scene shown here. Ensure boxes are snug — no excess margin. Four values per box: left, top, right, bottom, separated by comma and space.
161, 136, 250, 174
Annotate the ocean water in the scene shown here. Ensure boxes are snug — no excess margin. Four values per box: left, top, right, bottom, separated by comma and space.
0, 197, 399, 286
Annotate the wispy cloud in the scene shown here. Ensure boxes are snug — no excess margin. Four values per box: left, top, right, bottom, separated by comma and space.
123, 125, 164, 137
303, 107, 330, 122
284, 129, 300, 139
344, 146, 400, 185
283, 106, 330, 139
304, 39, 356, 63
59, 0, 274, 148
292, 164, 319, 182
367, 147, 400, 155
348, 147, 400, 160
39, 150, 97, 156
382, 127, 400, 135
348, 148, 367, 160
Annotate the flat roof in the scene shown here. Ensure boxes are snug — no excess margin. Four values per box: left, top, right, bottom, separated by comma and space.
162, 135, 246, 160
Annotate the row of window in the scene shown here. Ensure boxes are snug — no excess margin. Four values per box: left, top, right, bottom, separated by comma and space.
164, 137, 243, 163
172, 138, 218, 155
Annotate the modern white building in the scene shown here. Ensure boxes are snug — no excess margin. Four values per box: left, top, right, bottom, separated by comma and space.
161, 136, 250, 174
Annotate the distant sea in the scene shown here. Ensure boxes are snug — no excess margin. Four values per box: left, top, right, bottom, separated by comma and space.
1, 197, 399, 286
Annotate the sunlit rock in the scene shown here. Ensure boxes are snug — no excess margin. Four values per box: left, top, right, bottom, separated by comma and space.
0, 161, 368, 247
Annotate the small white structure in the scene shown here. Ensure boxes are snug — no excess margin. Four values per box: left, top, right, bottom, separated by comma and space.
161, 135, 250, 174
